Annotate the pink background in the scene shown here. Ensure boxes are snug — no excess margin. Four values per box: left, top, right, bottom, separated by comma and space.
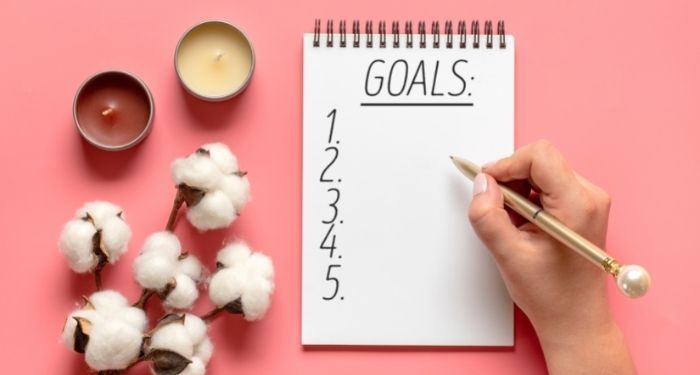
1, 0, 698, 373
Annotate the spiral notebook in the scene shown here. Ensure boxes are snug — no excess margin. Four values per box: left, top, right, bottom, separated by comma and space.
302, 20, 514, 346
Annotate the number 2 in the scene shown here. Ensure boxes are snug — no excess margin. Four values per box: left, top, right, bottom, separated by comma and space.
319, 146, 338, 182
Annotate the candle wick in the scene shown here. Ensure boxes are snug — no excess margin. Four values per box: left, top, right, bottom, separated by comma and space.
215, 51, 224, 61
102, 107, 114, 117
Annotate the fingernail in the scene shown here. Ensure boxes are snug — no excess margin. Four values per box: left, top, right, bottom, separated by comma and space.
482, 160, 496, 170
473, 173, 488, 196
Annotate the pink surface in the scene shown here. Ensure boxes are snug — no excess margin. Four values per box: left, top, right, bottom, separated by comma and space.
0, 0, 698, 373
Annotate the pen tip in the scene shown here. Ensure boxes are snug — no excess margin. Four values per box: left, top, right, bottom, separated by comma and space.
449, 155, 454, 160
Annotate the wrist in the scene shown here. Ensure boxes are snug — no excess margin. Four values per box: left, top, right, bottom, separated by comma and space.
532, 311, 636, 375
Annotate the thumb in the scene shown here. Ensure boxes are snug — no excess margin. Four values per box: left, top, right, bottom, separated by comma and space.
468, 173, 522, 260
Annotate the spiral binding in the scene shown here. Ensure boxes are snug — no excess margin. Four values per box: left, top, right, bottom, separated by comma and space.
313, 19, 506, 49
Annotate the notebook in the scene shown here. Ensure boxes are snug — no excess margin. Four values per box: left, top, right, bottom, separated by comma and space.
302, 20, 514, 346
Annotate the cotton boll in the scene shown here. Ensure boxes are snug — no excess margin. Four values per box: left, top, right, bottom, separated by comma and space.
141, 231, 181, 259
186, 190, 235, 231
100, 217, 131, 263
208, 268, 246, 307
241, 279, 274, 321
89, 290, 129, 310
183, 314, 207, 346
218, 174, 250, 212
180, 358, 206, 375
200, 142, 238, 174
165, 274, 199, 310
134, 252, 178, 290
177, 254, 203, 282
171, 154, 222, 191
216, 242, 251, 269
193, 337, 213, 364
85, 320, 143, 371
76, 201, 123, 228
59, 220, 98, 273
149, 323, 194, 359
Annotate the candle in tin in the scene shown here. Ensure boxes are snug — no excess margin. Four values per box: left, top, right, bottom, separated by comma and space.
73, 71, 154, 151
175, 21, 255, 101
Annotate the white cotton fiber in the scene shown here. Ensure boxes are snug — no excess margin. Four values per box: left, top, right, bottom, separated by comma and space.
246, 252, 275, 280
76, 201, 123, 228
171, 154, 221, 191
183, 314, 207, 346
165, 274, 199, 310
100, 217, 131, 263
208, 268, 246, 307
89, 290, 129, 310
142, 231, 182, 259
200, 142, 238, 174
85, 319, 143, 371
218, 174, 251, 212
193, 337, 213, 364
59, 220, 98, 273
216, 242, 251, 269
177, 254, 203, 282
119, 307, 148, 332
180, 358, 206, 375
149, 323, 194, 359
241, 280, 274, 321
186, 190, 235, 231
134, 252, 178, 290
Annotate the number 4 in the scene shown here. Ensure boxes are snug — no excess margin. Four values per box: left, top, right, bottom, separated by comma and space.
320, 223, 336, 258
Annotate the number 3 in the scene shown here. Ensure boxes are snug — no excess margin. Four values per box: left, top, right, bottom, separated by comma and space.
322, 188, 340, 224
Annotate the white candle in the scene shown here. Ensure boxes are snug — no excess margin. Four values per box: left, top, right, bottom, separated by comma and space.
175, 21, 255, 101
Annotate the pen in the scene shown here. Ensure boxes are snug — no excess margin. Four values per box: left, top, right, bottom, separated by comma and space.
450, 156, 651, 298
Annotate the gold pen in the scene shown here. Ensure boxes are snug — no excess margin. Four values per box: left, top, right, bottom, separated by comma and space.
450, 156, 651, 298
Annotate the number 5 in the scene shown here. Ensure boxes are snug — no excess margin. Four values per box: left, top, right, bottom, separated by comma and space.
323, 264, 341, 300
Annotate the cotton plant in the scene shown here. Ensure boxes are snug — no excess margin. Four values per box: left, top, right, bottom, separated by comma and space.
59, 201, 132, 289
133, 231, 204, 310
59, 143, 274, 374
167, 142, 250, 231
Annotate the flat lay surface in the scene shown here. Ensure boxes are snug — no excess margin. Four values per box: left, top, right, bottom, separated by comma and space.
0, 0, 698, 373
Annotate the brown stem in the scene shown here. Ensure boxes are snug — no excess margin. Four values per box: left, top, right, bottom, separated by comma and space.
200, 307, 224, 322
166, 187, 185, 232
93, 266, 103, 291
133, 289, 155, 309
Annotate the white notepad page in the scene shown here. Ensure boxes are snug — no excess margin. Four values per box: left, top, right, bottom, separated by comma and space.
302, 33, 515, 346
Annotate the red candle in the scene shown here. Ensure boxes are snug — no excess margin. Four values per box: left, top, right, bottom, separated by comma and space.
73, 71, 154, 150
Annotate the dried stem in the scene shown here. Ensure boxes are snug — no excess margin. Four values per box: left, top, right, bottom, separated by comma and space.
200, 307, 224, 322
93, 267, 103, 291
133, 289, 155, 309
166, 187, 185, 232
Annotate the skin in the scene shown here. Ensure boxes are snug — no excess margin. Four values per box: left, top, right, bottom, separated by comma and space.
468, 140, 636, 375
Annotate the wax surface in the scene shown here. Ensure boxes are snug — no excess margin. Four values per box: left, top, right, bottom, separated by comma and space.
176, 22, 253, 98
75, 72, 151, 147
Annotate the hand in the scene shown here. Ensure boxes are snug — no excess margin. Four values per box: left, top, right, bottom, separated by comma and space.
468, 140, 635, 374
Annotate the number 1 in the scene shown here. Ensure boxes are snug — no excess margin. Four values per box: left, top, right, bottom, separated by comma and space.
327, 109, 336, 143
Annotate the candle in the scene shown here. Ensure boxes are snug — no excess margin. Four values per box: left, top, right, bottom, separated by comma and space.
175, 21, 255, 101
73, 71, 154, 151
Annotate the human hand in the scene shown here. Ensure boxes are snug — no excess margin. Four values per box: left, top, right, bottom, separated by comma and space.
468, 140, 634, 374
